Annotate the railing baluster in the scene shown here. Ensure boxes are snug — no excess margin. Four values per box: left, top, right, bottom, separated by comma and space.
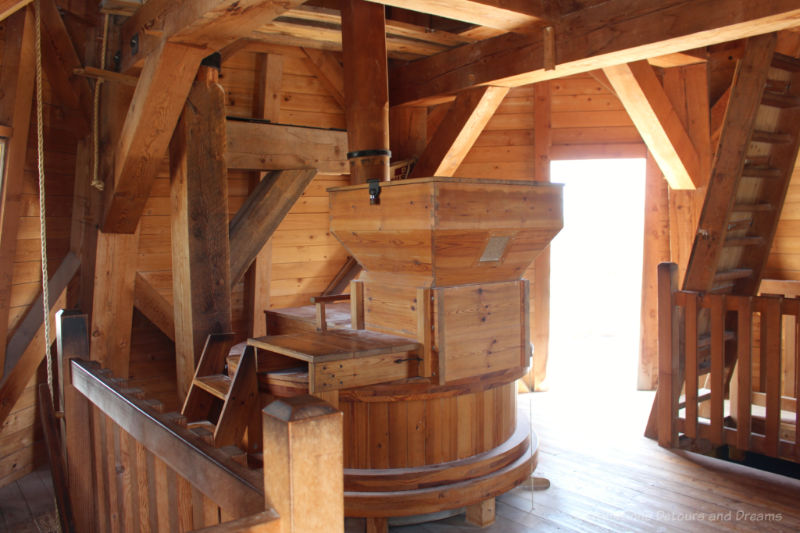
764, 297, 783, 457
737, 296, 753, 452
657, 263, 679, 448
685, 293, 698, 439
710, 294, 726, 445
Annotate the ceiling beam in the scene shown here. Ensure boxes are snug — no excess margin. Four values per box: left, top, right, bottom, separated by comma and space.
365, 0, 557, 33
390, 0, 800, 105
604, 61, 701, 190
0, 0, 31, 23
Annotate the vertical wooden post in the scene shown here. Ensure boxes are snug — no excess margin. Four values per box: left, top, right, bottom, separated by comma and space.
657, 262, 679, 447
0, 7, 35, 378
90, 230, 139, 377
528, 81, 552, 391
247, 53, 283, 338
351, 280, 365, 330
639, 152, 671, 390
58, 311, 96, 533
170, 59, 232, 400
341, 0, 390, 184
262, 396, 343, 533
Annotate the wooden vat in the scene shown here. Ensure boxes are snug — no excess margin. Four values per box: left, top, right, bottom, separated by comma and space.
324, 177, 563, 518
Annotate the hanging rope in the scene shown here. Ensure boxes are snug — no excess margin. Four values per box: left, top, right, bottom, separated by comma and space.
90, 13, 110, 191
33, 0, 54, 405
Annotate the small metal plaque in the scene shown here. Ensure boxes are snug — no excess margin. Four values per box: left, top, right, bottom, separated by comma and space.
479, 236, 510, 262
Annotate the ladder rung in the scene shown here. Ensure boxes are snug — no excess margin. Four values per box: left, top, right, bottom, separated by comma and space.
741, 165, 783, 178
678, 388, 713, 409
762, 90, 800, 108
772, 52, 800, 72
697, 330, 736, 349
714, 268, 753, 282
726, 219, 752, 232
751, 130, 794, 144
732, 203, 774, 213
709, 282, 735, 294
724, 236, 764, 247
194, 374, 231, 400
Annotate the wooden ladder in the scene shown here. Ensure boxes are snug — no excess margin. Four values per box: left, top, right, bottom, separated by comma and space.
181, 333, 261, 452
685, 33, 800, 296
647, 33, 800, 440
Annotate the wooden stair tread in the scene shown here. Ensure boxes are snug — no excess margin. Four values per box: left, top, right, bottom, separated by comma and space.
731, 203, 774, 212
751, 130, 794, 144
714, 268, 753, 282
771, 52, 800, 72
761, 90, 800, 108
187, 420, 216, 444
194, 374, 231, 399
724, 236, 764, 247
741, 164, 783, 178
266, 303, 352, 329
697, 330, 736, 349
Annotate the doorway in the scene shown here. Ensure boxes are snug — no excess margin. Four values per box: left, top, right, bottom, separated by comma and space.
546, 158, 647, 394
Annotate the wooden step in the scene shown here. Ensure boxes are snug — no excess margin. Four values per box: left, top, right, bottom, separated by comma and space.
193, 374, 231, 400
697, 330, 736, 349
771, 52, 800, 72
741, 165, 783, 178
187, 421, 216, 445
724, 236, 764, 247
714, 268, 753, 282
731, 202, 774, 213
726, 219, 752, 232
751, 130, 794, 144
761, 90, 800, 108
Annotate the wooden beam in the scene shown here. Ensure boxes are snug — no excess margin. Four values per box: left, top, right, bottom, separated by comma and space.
409, 85, 508, 178
342, 0, 390, 184
0, 288, 65, 429
3, 252, 80, 378
89, 231, 139, 377
0, 7, 34, 380
39, 0, 91, 133
225, 120, 347, 174
389, 106, 426, 163
229, 168, 318, 285
302, 48, 345, 109
247, 53, 282, 338
528, 82, 551, 392
133, 273, 175, 341
604, 61, 701, 190
100, 41, 207, 233
0, 0, 31, 22
366, 0, 555, 33
389, 0, 800, 105
170, 66, 233, 400
120, 0, 308, 73
638, 153, 670, 391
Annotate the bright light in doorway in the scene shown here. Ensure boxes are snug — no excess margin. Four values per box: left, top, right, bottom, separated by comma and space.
547, 158, 647, 393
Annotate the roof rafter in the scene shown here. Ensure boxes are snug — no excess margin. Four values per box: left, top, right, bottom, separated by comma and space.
390, 0, 800, 105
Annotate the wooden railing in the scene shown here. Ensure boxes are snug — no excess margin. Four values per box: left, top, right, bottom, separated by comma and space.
656, 263, 800, 462
58, 311, 343, 532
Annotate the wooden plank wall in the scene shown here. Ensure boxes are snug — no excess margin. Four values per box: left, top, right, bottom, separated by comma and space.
0, 13, 82, 486
766, 162, 800, 280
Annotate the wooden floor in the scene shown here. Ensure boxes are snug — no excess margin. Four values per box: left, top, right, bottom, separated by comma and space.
5, 387, 800, 532
346, 387, 800, 533
0, 463, 57, 532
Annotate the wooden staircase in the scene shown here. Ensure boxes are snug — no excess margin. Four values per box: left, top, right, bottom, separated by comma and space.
684, 33, 800, 296
181, 333, 261, 452
648, 33, 800, 441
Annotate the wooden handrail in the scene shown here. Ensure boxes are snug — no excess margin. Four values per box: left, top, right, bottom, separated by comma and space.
70, 358, 265, 517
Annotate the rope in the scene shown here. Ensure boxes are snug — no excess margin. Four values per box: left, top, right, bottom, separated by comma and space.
90, 13, 109, 191
33, 0, 53, 403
